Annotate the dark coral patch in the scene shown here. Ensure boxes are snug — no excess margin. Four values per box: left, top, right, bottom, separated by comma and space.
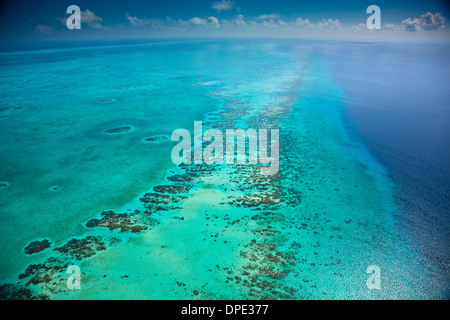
229, 192, 284, 208
48, 185, 60, 192
0, 283, 49, 300
104, 126, 132, 134
144, 135, 168, 143
140, 192, 187, 213
85, 210, 148, 233
0, 181, 10, 188
96, 98, 116, 104
18, 262, 66, 286
24, 239, 52, 255
153, 184, 192, 194
167, 174, 199, 183
53, 236, 111, 261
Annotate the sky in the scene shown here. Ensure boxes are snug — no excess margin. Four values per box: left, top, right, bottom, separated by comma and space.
1, 0, 450, 42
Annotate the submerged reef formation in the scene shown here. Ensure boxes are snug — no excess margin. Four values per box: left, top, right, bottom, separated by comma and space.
53, 236, 114, 261
104, 126, 132, 134
85, 210, 153, 233
96, 98, 116, 104
0, 283, 49, 300
48, 185, 60, 192
24, 239, 52, 255
1, 235, 122, 299
144, 135, 169, 143
139, 178, 196, 213
0, 181, 10, 188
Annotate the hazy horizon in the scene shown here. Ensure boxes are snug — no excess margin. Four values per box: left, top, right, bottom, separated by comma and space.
1, 0, 450, 45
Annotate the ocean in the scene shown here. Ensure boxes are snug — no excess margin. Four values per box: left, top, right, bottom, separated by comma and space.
0, 39, 448, 299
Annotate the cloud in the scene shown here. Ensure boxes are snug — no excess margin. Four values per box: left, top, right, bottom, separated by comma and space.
35, 24, 52, 34
126, 15, 150, 27
402, 12, 446, 32
317, 18, 341, 30
294, 17, 312, 28
254, 14, 284, 28
235, 14, 246, 26
212, 0, 234, 12
292, 17, 341, 31
189, 17, 207, 25
402, 18, 421, 32
220, 14, 246, 28
257, 14, 280, 20
188, 14, 347, 34
125, 14, 164, 28
180, 16, 220, 28
58, 9, 104, 29
52, 9, 447, 41
208, 16, 220, 28
420, 12, 446, 30
81, 9, 103, 29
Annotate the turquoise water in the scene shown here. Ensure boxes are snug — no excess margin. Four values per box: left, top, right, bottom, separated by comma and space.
0, 40, 442, 299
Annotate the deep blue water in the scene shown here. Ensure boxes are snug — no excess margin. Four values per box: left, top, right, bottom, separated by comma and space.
287, 41, 450, 290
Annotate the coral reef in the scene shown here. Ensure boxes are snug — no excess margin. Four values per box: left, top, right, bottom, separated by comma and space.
96, 98, 116, 104
85, 210, 150, 233
24, 239, 52, 255
18, 261, 67, 286
152, 184, 191, 194
0, 283, 49, 300
53, 236, 117, 261
0, 181, 11, 188
144, 135, 168, 142
104, 126, 131, 134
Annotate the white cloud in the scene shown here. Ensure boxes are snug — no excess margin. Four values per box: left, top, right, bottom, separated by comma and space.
419, 12, 446, 30
235, 14, 246, 26
126, 15, 149, 27
294, 17, 312, 28
35, 24, 52, 34
292, 17, 342, 31
317, 18, 341, 30
76, 10, 447, 41
177, 14, 346, 34
257, 14, 280, 20
81, 9, 103, 29
57, 8, 103, 29
402, 17, 421, 32
189, 17, 207, 25
125, 14, 164, 28
179, 16, 220, 28
208, 16, 220, 28
212, 0, 234, 12
402, 12, 446, 32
